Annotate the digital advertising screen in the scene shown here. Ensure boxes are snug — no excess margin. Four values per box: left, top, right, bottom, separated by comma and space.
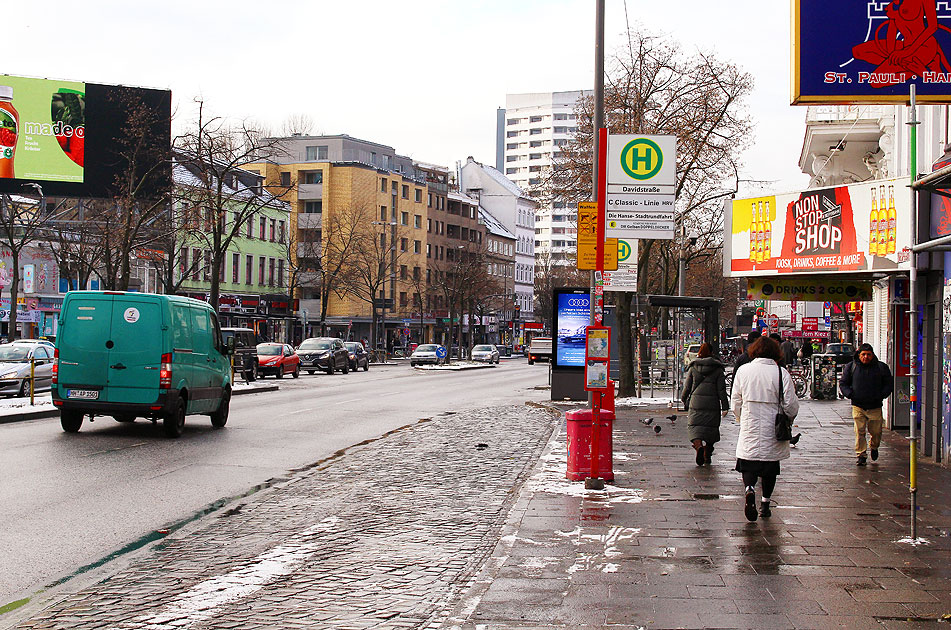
553, 289, 590, 368
0, 73, 171, 199
0, 75, 85, 184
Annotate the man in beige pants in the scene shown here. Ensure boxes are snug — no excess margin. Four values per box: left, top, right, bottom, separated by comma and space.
839, 343, 894, 466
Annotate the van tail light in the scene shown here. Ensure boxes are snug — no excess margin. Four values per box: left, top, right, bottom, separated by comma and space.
52, 348, 59, 385
159, 353, 172, 389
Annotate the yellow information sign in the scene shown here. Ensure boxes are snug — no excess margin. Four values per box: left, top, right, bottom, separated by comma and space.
576, 202, 618, 270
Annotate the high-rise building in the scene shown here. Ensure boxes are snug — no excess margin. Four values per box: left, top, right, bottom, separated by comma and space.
496, 90, 592, 264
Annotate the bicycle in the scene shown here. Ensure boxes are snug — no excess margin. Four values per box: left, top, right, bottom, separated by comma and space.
787, 364, 809, 399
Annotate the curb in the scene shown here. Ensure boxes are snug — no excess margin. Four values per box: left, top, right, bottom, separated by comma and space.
0, 384, 280, 426
413, 363, 498, 371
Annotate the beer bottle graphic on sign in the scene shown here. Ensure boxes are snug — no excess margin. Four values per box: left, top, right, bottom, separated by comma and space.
887, 185, 896, 254
868, 187, 878, 257
750, 201, 756, 263
763, 200, 772, 261
877, 185, 888, 256
755, 201, 765, 263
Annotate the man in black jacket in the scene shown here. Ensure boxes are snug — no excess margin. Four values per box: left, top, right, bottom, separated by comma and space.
839, 343, 893, 466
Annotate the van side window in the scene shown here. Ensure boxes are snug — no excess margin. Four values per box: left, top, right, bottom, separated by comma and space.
190, 308, 212, 355
172, 306, 191, 350
210, 313, 223, 353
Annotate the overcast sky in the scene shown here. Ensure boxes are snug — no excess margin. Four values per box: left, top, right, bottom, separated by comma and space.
9, 0, 810, 193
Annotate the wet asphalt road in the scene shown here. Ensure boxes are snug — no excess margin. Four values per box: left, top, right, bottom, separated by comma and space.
0, 360, 548, 607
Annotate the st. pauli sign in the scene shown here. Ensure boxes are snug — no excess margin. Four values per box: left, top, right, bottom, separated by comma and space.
793, 0, 951, 104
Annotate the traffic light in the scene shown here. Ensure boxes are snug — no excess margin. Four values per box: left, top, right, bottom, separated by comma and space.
514, 304, 521, 320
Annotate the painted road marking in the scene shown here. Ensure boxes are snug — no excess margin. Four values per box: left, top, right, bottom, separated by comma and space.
122, 516, 339, 630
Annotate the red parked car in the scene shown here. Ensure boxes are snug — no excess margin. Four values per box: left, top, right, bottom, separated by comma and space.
255, 343, 300, 378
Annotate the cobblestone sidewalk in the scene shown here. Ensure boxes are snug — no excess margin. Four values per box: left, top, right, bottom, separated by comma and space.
9, 405, 558, 630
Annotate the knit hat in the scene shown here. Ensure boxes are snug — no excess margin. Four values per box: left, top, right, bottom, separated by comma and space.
858, 343, 875, 355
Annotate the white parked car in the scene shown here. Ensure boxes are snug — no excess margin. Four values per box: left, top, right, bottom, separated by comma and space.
470, 344, 500, 364
684, 344, 702, 367
410, 344, 446, 366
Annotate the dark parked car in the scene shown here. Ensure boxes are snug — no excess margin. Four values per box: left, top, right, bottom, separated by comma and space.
255, 343, 300, 378
220, 327, 260, 381
297, 337, 350, 374
344, 342, 370, 371
824, 343, 855, 365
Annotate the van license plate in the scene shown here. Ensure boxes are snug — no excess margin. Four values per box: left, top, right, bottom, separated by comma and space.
67, 389, 99, 400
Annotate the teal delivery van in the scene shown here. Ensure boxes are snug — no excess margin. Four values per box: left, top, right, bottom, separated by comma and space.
52, 292, 233, 438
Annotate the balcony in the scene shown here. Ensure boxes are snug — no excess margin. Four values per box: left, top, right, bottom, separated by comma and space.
297, 183, 323, 200
800, 105, 894, 187
297, 213, 323, 230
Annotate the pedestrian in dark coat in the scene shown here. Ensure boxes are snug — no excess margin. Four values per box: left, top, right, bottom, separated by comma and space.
839, 343, 893, 466
734, 330, 762, 372
780, 338, 796, 367
681, 343, 729, 466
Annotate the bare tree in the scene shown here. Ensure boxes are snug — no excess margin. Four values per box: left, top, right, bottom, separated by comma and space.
174, 101, 294, 314
39, 198, 103, 293
89, 89, 173, 291
0, 194, 63, 340
533, 248, 588, 333
281, 114, 316, 137
540, 29, 754, 396
341, 205, 410, 353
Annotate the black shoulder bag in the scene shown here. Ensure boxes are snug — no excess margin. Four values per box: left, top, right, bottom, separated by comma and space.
775, 364, 793, 442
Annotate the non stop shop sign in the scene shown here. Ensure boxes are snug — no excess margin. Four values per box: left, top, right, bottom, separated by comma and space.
727, 178, 911, 277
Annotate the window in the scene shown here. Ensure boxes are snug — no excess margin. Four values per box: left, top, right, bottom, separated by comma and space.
427, 218, 432, 232
278, 260, 284, 287
529, 128, 543, 135
381, 178, 387, 192
305, 145, 328, 160
506, 131, 517, 138
302, 171, 322, 184
401, 185, 408, 199
530, 153, 542, 160
278, 220, 286, 243
554, 113, 568, 120
401, 212, 408, 226
259, 216, 266, 240
400, 292, 408, 307
246, 255, 253, 285
414, 215, 421, 229
203, 251, 211, 281
381, 206, 387, 221
268, 258, 275, 286
392, 181, 398, 193
506, 155, 517, 162
506, 168, 517, 174
280, 171, 290, 187
258, 257, 266, 285
415, 189, 422, 203
232, 253, 239, 283
269, 218, 276, 242
506, 143, 517, 149
246, 214, 253, 238
428, 192, 432, 207
414, 240, 421, 254
554, 126, 568, 134
507, 118, 518, 125
426, 243, 431, 257
530, 115, 543, 122
400, 265, 408, 280
413, 266, 420, 281
400, 237, 408, 252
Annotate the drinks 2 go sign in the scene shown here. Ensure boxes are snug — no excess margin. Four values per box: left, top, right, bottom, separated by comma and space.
725, 178, 911, 277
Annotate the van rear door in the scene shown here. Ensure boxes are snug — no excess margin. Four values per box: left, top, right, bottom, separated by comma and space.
58, 294, 114, 393
106, 297, 164, 403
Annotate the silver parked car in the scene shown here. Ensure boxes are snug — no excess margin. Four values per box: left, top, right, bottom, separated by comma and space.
410, 344, 446, 366
0, 341, 54, 396
470, 344, 500, 364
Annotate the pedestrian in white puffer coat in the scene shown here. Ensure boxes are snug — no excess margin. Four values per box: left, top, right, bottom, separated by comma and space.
730, 337, 800, 522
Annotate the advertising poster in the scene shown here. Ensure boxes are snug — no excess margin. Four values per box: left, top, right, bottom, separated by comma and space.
794, 1, 951, 103
746, 277, 872, 302
554, 292, 589, 367
0, 75, 85, 183
726, 179, 911, 277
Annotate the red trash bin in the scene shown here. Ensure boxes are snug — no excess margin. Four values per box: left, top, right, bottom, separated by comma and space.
566, 408, 615, 481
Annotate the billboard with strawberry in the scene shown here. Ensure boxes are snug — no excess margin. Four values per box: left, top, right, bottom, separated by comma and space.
0, 73, 169, 199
